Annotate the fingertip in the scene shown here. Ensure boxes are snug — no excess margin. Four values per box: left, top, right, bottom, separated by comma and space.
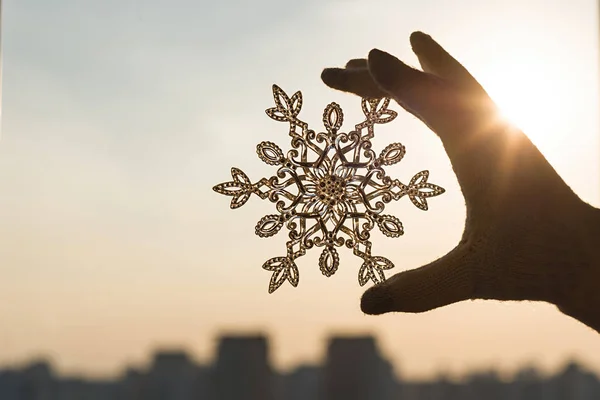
345, 58, 368, 69
360, 284, 395, 315
367, 48, 421, 96
367, 48, 393, 66
321, 67, 388, 98
409, 31, 433, 51
367, 49, 399, 90
320, 68, 345, 88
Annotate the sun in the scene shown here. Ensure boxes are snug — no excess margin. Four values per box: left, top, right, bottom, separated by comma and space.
478, 58, 565, 156
486, 76, 559, 138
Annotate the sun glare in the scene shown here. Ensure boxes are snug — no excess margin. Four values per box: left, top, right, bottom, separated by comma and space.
478, 58, 567, 158
487, 79, 559, 141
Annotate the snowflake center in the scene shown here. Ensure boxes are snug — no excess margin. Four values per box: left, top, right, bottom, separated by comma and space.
316, 175, 347, 207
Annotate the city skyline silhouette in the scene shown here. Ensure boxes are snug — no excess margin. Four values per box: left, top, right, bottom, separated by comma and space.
1, 333, 598, 400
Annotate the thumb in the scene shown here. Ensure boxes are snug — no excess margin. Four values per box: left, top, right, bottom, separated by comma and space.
360, 246, 476, 315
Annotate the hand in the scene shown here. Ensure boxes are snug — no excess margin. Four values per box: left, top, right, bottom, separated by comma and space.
321, 32, 600, 332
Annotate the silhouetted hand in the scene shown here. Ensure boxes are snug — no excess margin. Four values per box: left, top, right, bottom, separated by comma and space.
321, 32, 600, 332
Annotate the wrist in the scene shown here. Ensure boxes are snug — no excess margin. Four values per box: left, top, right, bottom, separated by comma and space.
556, 204, 600, 332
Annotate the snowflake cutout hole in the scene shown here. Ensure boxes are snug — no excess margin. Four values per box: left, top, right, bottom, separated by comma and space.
213, 85, 445, 293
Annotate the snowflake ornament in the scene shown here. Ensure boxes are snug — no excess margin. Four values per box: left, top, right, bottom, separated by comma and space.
213, 85, 445, 293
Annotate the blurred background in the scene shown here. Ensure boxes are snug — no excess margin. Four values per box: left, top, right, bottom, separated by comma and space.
1, 0, 600, 399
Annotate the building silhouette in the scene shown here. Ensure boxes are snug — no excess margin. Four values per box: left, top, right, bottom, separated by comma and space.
136, 351, 204, 400
280, 365, 321, 400
1, 334, 600, 400
213, 334, 274, 400
550, 362, 600, 400
322, 336, 397, 400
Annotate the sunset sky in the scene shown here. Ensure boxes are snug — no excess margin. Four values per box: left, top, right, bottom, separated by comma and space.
1, 0, 600, 381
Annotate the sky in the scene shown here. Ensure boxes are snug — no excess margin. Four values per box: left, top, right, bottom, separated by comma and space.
1, 0, 600, 381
